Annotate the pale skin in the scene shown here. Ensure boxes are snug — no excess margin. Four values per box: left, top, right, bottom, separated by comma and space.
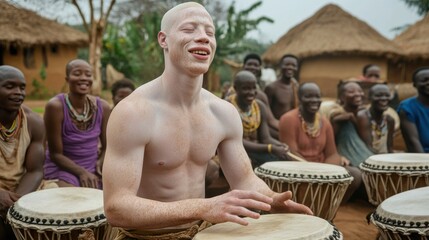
103, 3, 312, 231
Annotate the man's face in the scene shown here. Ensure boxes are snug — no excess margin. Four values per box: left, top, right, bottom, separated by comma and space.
66, 60, 93, 96
243, 59, 262, 78
370, 85, 390, 112
235, 78, 257, 107
280, 57, 298, 79
414, 69, 429, 97
164, 6, 216, 77
299, 84, 321, 114
113, 87, 133, 106
0, 75, 26, 111
365, 66, 381, 82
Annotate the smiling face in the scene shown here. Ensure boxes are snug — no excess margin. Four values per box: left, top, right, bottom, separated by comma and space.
369, 84, 390, 112
66, 59, 93, 96
280, 57, 298, 80
243, 58, 262, 79
340, 82, 364, 107
0, 66, 26, 112
299, 83, 322, 115
234, 71, 257, 108
159, 3, 216, 77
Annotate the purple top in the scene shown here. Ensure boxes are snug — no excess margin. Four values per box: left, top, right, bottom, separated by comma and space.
44, 94, 103, 186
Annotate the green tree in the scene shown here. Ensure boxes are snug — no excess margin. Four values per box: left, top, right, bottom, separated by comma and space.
401, 0, 429, 16
206, 0, 273, 91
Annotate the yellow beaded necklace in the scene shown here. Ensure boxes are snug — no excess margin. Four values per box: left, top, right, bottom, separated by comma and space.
0, 108, 22, 142
230, 95, 261, 136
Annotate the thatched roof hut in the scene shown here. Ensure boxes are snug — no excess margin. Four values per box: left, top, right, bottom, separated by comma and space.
394, 14, 429, 60
263, 4, 402, 64
0, 1, 87, 47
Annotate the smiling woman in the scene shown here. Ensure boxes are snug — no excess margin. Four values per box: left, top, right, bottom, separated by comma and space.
43, 59, 111, 189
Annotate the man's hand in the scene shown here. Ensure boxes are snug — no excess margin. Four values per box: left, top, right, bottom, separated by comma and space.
0, 190, 20, 218
202, 190, 273, 226
270, 191, 313, 215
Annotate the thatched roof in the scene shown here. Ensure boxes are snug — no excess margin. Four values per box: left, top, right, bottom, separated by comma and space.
393, 14, 429, 60
263, 4, 403, 64
0, 1, 88, 47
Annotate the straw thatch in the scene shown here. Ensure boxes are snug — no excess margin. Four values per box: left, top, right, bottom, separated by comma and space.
394, 14, 429, 60
263, 4, 403, 64
0, 1, 88, 46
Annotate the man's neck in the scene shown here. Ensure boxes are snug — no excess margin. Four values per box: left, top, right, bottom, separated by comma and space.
160, 71, 203, 107
0, 109, 20, 128
417, 94, 429, 107
280, 76, 293, 84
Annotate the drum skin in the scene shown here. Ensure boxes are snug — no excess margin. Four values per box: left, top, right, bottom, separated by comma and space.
194, 214, 343, 240
360, 153, 429, 206
7, 187, 113, 240
255, 161, 353, 221
371, 186, 429, 239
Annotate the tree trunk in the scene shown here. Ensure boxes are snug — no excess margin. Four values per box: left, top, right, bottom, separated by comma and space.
88, 19, 105, 96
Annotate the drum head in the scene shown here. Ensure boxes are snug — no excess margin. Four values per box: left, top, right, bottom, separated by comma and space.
255, 161, 352, 183
8, 187, 105, 230
360, 153, 429, 173
194, 214, 342, 240
372, 187, 429, 235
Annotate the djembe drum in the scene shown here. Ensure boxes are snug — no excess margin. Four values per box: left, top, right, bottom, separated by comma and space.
7, 187, 113, 240
254, 161, 353, 221
371, 186, 429, 239
193, 214, 342, 240
360, 153, 429, 206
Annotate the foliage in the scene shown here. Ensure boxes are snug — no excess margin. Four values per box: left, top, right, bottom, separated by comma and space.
28, 64, 53, 100
401, 0, 429, 16
102, 12, 164, 85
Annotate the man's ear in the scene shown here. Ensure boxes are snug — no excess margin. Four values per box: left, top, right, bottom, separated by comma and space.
158, 31, 168, 49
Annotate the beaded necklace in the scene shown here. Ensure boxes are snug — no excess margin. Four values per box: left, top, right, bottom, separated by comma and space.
367, 110, 387, 140
299, 110, 322, 138
0, 108, 22, 142
64, 94, 95, 130
230, 95, 260, 135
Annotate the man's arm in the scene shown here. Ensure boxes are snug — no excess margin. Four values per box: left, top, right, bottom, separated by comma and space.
386, 115, 395, 153
218, 104, 312, 215
398, 110, 424, 153
15, 108, 45, 195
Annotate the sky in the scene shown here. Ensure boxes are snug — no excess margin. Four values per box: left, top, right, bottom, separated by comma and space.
223, 0, 423, 43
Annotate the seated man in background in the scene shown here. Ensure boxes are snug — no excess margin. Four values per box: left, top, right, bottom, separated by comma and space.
226, 70, 289, 168
357, 84, 394, 154
111, 78, 135, 107
397, 67, 429, 153
280, 82, 362, 203
0, 66, 45, 239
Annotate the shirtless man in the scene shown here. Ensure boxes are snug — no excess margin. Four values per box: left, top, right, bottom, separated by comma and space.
264, 54, 299, 119
103, 3, 312, 239
0, 66, 45, 239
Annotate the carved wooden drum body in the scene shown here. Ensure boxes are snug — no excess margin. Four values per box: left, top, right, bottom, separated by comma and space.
371, 186, 429, 239
255, 161, 353, 221
7, 187, 113, 240
360, 153, 429, 206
